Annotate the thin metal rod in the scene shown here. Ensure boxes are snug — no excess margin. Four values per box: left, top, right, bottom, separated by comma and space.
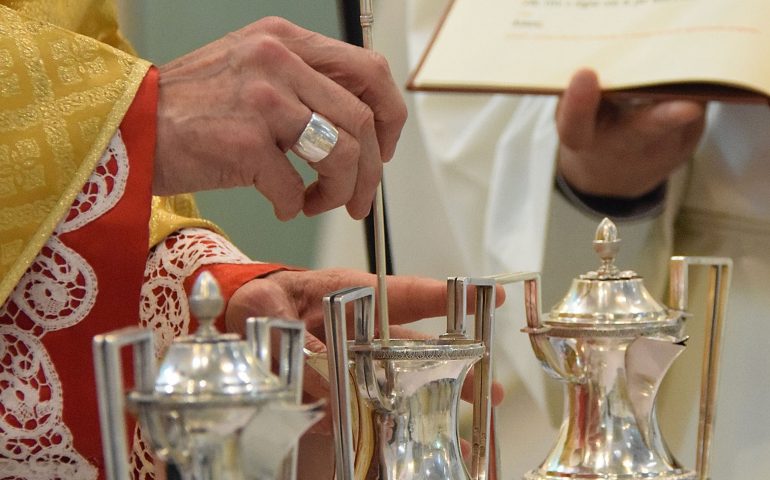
372, 188, 389, 342
669, 256, 732, 480
360, 0, 390, 343
360, 0, 373, 50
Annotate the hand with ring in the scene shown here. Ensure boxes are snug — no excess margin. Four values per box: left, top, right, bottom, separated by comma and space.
153, 16, 407, 220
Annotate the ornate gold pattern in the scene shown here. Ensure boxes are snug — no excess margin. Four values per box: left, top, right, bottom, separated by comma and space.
150, 195, 222, 248
0, 3, 150, 303
1, 0, 136, 54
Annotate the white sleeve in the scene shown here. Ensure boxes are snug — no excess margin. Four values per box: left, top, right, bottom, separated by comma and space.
404, 3, 683, 474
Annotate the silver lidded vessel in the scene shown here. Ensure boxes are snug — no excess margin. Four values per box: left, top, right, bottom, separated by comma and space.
322, 277, 498, 480
93, 271, 322, 480
521, 218, 731, 480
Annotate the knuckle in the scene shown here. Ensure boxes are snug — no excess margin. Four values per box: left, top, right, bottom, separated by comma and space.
230, 35, 295, 81
243, 80, 284, 112
333, 139, 361, 171
367, 50, 391, 77
394, 99, 408, 127
254, 16, 295, 36
349, 103, 376, 137
250, 35, 293, 65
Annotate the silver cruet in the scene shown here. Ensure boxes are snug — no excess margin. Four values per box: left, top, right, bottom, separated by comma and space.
93, 271, 322, 480
521, 218, 731, 480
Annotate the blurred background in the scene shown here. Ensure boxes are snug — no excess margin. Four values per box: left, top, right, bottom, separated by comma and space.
116, 0, 345, 268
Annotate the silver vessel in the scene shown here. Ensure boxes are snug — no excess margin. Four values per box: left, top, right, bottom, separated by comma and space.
323, 277, 498, 480
521, 218, 731, 480
93, 271, 322, 480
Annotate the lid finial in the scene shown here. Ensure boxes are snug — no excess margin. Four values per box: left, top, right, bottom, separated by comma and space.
189, 271, 224, 338
593, 218, 621, 277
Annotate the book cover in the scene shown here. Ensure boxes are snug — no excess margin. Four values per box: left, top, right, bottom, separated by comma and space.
407, 0, 770, 103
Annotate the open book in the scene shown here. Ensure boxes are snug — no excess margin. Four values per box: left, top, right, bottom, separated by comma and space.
407, 0, 770, 103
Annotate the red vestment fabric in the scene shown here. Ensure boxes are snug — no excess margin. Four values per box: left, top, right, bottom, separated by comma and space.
1, 67, 289, 479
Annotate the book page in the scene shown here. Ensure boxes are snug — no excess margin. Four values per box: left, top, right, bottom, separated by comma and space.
409, 0, 770, 100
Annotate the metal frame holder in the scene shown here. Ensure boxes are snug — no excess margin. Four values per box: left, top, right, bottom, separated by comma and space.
669, 256, 732, 480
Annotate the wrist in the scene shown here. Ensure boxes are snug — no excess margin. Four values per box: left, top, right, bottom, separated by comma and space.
554, 171, 666, 220
184, 262, 293, 332
557, 144, 675, 199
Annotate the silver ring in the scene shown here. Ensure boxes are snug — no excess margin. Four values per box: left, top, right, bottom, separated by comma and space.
291, 113, 339, 163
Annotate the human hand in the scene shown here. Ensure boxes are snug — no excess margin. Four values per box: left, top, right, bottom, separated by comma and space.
224, 268, 458, 342
154, 17, 407, 220
226, 268, 505, 478
556, 69, 706, 198
225, 268, 505, 405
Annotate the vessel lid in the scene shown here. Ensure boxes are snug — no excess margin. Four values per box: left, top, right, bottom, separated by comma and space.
154, 272, 281, 398
547, 218, 673, 328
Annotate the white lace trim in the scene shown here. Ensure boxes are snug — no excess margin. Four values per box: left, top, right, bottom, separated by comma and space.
0, 327, 61, 438
0, 130, 127, 479
10, 236, 97, 332
57, 131, 129, 234
129, 428, 156, 480
129, 227, 255, 475
0, 326, 98, 480
139, 227, 252, 354
0, 309, 97, 480
0, 458, 97, 479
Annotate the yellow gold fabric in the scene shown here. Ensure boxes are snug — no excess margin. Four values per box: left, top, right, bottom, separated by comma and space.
0, 0, 220, 304
149, 195, 222, 248
0, 3, 150, 304
2, 0, 136, 54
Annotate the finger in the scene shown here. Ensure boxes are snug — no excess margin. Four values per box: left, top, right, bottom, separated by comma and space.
302, 333, 333, 434
245, 17, 407, 161
557, 68, 601, 150
274, 53, 382, 218
302, 127, 361, 217
382, 276, 506, 327
305, 332, 327, 354
388, 325, 432, 340
293, 87, 381, 219
328, 49, 406, 162
382, 275, 448, 326
251, 147, 306, 221
345, 149, 381, 218
678, 113, 707, 154
636, 100, 706, 135
461, 370, 505, 407
300, 123, 382, 219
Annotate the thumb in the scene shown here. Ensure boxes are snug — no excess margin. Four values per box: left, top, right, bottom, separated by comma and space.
556, 68, 601, 150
